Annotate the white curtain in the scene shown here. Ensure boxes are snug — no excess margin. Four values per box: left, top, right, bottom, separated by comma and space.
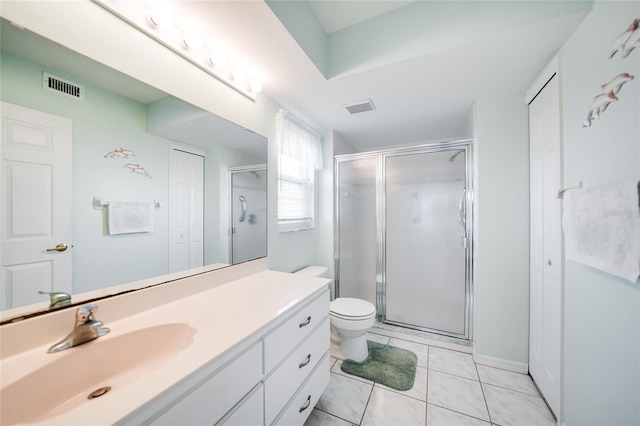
276, 109, 322, 174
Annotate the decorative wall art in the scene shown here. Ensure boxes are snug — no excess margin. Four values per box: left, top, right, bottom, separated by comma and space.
583, 73, 634, 127
104, 147, 135, 159
124, 163, 152, 179
103, 148, 152, 178
583, 18, 638, 128
609, 18, 639, 59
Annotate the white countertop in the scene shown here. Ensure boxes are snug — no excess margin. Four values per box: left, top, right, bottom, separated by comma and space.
0, 268, 330, 425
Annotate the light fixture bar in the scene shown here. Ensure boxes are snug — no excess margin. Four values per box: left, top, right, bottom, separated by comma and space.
92, 0, 260, 101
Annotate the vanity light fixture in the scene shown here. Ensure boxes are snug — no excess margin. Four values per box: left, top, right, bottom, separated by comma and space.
93, 0, 263, 101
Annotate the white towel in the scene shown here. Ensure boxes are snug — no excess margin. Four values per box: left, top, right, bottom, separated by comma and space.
563, 180, 640, 283
108, 201, 155, 235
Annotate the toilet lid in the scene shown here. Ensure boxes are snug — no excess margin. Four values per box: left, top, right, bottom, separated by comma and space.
330, 298, 376, 318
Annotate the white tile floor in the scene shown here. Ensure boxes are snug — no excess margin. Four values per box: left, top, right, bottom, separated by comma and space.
304, 332, 556, 426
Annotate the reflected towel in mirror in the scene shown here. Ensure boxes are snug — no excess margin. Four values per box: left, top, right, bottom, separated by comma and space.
108, 201, 155, 235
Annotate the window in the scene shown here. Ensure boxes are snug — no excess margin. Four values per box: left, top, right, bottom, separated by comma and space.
276, 109, 322, 232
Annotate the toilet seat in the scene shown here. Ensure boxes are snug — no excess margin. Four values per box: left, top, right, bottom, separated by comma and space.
330, 298, 376, 320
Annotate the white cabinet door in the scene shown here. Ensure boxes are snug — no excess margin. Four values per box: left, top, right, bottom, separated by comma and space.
529, 74, 562, 416
1, 102, 72, 309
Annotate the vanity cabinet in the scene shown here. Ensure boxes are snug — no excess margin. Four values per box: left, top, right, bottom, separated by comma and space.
132, 287, 330, 426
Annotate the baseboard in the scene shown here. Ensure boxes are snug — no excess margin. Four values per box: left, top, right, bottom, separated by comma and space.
472, 350, 529, 374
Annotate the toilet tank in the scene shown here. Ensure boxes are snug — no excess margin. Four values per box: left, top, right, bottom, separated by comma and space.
294, 265, 328, 278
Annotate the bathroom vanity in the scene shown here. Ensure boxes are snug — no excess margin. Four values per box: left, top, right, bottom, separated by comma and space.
0, 260, 331, 425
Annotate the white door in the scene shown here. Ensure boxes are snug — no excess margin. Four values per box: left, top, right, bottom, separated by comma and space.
168, 148, 203, 273
1, 102, 72, 310
529, 75, 562, 416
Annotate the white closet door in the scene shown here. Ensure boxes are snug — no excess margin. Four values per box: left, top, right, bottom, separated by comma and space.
168, 149, 203, 273
529, 75, 562, 417
1, 102, 72, 309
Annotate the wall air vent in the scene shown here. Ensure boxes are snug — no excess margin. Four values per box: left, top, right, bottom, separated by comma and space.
42, 72, 85, 101
344, 99, 375, 115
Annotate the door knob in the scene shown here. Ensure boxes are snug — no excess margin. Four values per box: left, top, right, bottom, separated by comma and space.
547, 260, 552, 266
46, 243, 68, 252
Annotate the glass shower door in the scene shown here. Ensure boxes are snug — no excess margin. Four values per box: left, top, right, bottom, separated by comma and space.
336, 156, 377, 305
384, 150, 468, 337
230, 167, 267, 264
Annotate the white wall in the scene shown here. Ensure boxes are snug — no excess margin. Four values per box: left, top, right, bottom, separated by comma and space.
473, 95, 531, 367
0, 1, 325, 275
558, 2, 640, 424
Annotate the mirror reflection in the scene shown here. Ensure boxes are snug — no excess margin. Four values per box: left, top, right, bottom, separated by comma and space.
0, 19, 267, 318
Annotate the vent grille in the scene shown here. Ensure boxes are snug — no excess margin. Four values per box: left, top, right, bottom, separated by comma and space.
344, 99, 375, 115
43, 72, 84, 101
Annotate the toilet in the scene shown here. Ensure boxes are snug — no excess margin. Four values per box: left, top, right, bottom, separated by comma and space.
295, 266, 376, 362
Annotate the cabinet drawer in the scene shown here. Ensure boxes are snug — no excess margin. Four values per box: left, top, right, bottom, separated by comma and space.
273, 353, 330, 426
151, 341, 262, 426
264, 318, 329, 425
264, 289, 329, 373
217, 384, 264, 426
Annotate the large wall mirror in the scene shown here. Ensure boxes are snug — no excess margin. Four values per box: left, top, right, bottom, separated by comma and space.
0, 18, 267, 321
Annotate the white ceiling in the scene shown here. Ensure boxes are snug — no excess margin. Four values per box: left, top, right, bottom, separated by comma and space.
171, 0, 591, 152
308, 1, 414, 34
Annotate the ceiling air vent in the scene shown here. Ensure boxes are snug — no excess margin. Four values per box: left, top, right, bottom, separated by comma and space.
43, 72, 84, 101
344, 99, 375, 115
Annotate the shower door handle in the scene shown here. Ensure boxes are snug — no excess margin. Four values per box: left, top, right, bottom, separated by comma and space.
238, 195, 247, 222
458, 188, 466, 230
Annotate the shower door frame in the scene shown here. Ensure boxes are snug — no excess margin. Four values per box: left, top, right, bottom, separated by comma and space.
334, 139, 474, 342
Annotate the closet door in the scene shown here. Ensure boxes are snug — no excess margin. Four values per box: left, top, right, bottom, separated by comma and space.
529, 74, 562, 417
169, 148, 204, 273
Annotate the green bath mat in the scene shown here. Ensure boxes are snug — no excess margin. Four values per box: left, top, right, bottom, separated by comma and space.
340, 340, 417, 391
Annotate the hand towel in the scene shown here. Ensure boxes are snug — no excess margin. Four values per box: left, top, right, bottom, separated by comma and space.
563, 180, 640, 283
108, 201, 155, 235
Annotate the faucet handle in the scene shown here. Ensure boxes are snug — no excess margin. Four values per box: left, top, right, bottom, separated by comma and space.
75, 304, 98, 325
38, 291, 71, 309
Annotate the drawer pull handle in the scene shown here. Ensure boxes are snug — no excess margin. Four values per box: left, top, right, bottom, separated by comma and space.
299, 354, 311, 368
299, 395, 311, 413
299, 316, 312, 328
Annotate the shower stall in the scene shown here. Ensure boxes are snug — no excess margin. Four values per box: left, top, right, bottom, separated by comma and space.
335, 141, 473, 341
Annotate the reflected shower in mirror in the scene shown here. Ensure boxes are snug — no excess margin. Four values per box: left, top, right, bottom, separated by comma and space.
0, 19, 267, 320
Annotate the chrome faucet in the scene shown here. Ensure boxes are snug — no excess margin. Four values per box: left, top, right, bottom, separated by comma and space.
39, 291, 72, 309
48, 304, 110, 353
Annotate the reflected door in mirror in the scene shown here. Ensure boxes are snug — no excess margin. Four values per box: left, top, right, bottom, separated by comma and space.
1, 102, 72, 309
169, 149, 204, 273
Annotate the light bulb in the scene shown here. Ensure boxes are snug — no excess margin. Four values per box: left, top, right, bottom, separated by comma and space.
230, 62, 247, 81
249, 79, 263, 94
149, 2, 173, 29
209, 47, 228, 68
183, 30, 203, 50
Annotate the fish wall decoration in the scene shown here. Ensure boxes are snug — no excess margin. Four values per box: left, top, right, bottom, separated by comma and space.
610, 18, 639, 59
583, 73, 634, 127
124, 163, 152, 179
104, 148, 135, 159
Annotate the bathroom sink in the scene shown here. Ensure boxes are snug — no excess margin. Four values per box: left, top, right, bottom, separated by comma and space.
0, 322, 196, 425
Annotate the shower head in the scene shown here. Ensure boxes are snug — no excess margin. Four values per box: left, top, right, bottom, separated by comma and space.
448, 150, 464, 162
